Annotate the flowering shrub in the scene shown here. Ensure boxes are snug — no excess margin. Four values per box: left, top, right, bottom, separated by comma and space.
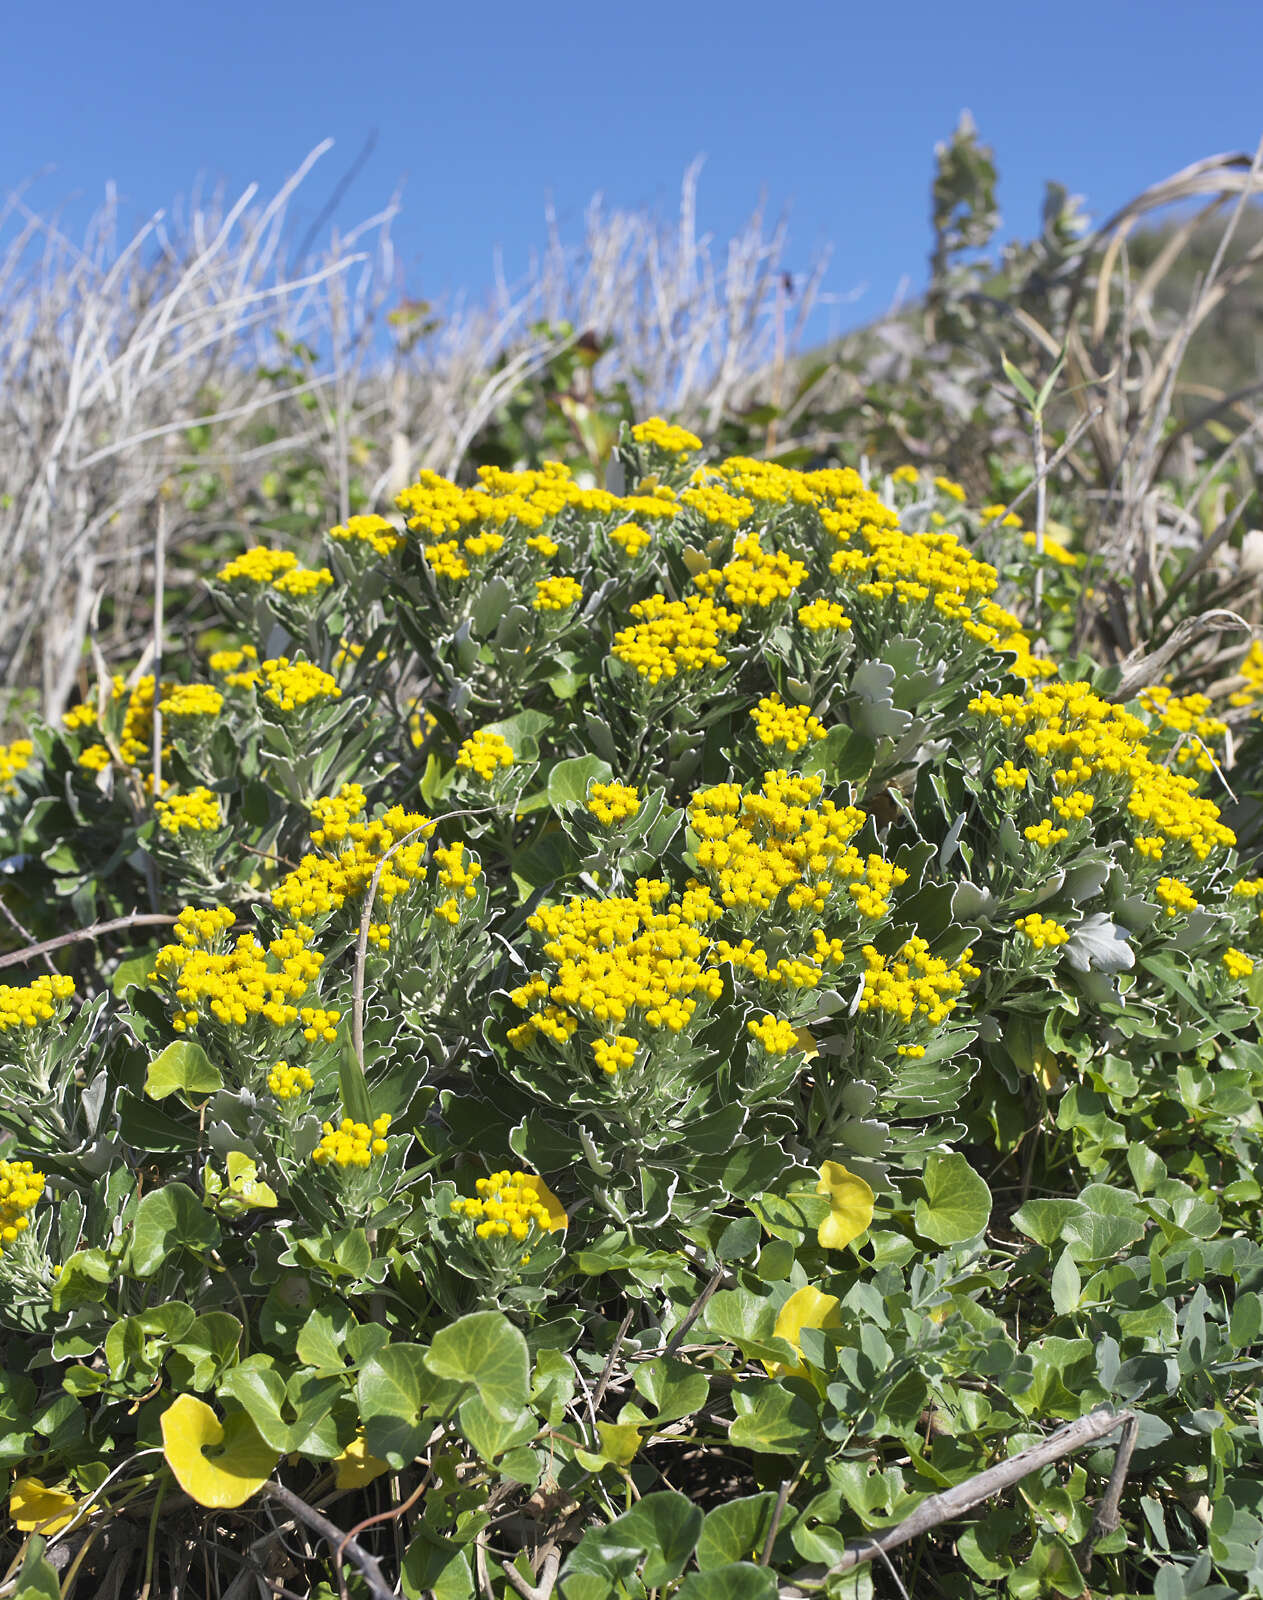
2, 426, 1263, 1596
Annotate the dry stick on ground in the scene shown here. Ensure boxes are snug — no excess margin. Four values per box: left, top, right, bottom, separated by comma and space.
260, 1483, 394, 1600
779, 1407, 1134, 1595
0, 912, 178, 972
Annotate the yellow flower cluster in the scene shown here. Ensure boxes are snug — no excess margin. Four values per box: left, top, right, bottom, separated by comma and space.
209, 644, 260, 689
0, 739, 33, 795
611, 594, 740, 685
508, 878, 723, 1054
993, 761, 1029, 791
1224, 947, 1255, 980
300, 1006, 341, 1043
1021, 530, 1078, 567
750, 693, 826, 753
396, 458, 676, 552
313, 1113, 391, 1168
858, 938, 978, 1028
610, 522, 651, 557
586, 782, 640, 826
631, 417, 703, 455
150, 911, 323, 1033
1156, 877, 1198, 917
456, 729, 515, 781
158, 683, 223, 720
1014, 913, 1070, 950
1139, 687, 1227, 773
0, 1159, 43, 1252
533, 575, 583, 612
66, 674, 161, 769
273, 566, 334, 599
1025, 819, 1070, 849
268, 1061, 314, 1100
0, 975, 75, 1035
328, 514, 403, 557
934, 476, 967, 503
450, 1170, 565, 1240
747, 1013, 800, 1055
694, 531, 806, 608
434, 840, 483, 913
155, 786, 222, 835
680, 482, 756, 530
387, 444, 1056, 685
797, 599, 853, 633
591, 1034, 639, 1075
259, 658, 342, 712
273, 793, 434, 922
689, 772, 904, 920
1051, 790, 1094, 821
1229, 640, 1263, 709
309, 783, 368, 846
968, 680, 1236, 863
217, 547, 298, 585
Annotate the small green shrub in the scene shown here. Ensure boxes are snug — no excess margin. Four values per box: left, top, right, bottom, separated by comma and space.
1, 420, 1262, 1597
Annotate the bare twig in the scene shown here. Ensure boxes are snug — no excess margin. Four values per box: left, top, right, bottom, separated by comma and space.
1075, 1411, 1139, 1572
0, 912, 177, 971
664, 1266, 726, 1358
261, 1482, 394, 1600
778, 1408, 1134, 1594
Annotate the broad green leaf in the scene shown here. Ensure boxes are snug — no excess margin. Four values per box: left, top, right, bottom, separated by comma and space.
730, 1382, 819, 1454
458, 1395, 538, 1463
547, 754, 613, 811
914, 1152, 991, 1245
11, 1537, 63, 1600
696, 1494, 777, 1569
129, 1183, 220, 1277
357, 1344, 436, 1469
425, 1311, 529, 1420
676, 1565, 778, 1600
144, 1041, 222, 1102
570, 1491, 703, 1588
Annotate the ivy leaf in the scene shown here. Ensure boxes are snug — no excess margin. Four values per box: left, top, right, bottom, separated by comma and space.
675, 1564, 778, 1600
144, 1041, 222, 1102
815, 1161, 875, 1251
129, 1183, 220, 1277
914, 1152, 991, 1245
8, 1478, 78, 1534
425, 1312, 529, 1420
159, 1394, 275, 1509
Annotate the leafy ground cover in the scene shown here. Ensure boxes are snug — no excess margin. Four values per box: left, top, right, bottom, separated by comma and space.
2, 421, 1263, 1597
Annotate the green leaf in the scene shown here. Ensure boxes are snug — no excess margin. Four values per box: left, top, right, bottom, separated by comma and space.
358, 1343, 439, 1469
425, 1311, 530, 1420
730, 1382, 819, 1454
144, 1041, 222, 1102
914, 1152, 991, 1245
458, 1395, 537, 1463
337, 1032, 373, 1128
129, 1183, 220, 1277
675, 1564, 778, 1600
568, 1491, 703, 1588
12, 1537, 63, 1600
1051, 1249, 1082, 1315
547, 755, 613, 811
696, 1494, 777, 1569
632, 1358, 709, 1423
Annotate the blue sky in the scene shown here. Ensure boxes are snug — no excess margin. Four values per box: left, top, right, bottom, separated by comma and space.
5, 0, 1261, 339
